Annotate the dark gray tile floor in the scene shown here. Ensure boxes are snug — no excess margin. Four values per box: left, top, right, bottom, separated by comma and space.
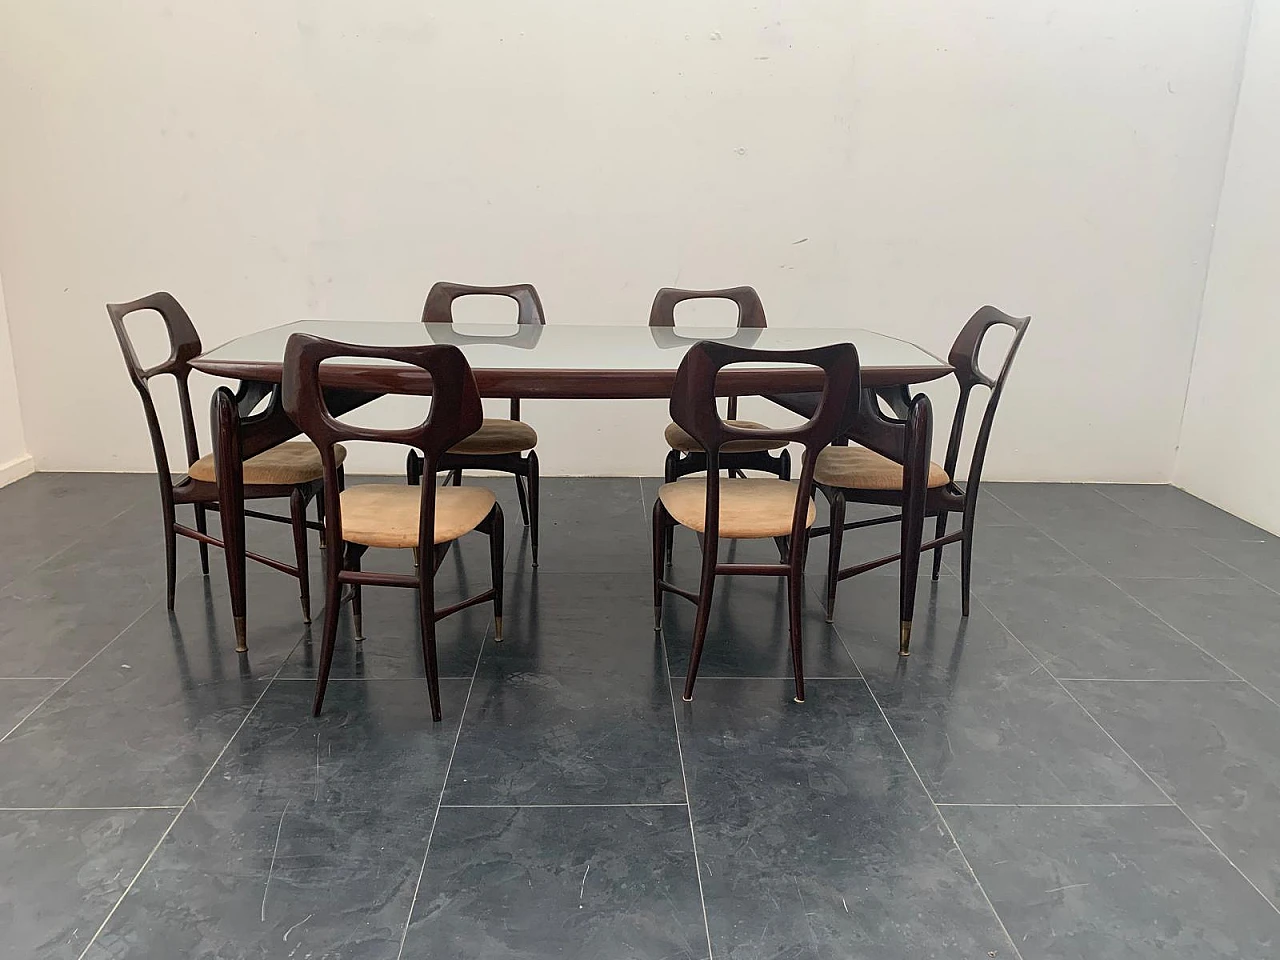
3, 473, 1280, 958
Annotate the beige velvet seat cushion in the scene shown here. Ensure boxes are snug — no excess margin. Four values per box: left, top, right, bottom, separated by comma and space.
187, 441, 345, 486
338, 484, 496, 548
814, 445, 949, 491
658, 478, 816, 539
450, 419, 538, 455
664, 420, 788, 454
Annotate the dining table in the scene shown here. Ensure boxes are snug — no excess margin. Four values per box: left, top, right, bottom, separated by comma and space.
191, 321, 952, 653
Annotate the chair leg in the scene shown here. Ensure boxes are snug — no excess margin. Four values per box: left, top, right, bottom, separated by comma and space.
787, 566, 806, 704
315, 489, 327, 551
682, 529, 719, 702
487, 504, 505, 641
313, 539, 344, 717
930, 512, 948, 581
163, 508, 178, 613
527, 450, 540, 567
824, 490, 846, 623
452, 469, 462, 487
348, 544, 365, 641
513, 472, 531, 527
417, 546, 443, 722
194, 504, 210, 575
778, 448, 792, 482
651, 499, 667, 630
289, 487, 311, 623
406, 450, 422, 486
960, 516, 974, 618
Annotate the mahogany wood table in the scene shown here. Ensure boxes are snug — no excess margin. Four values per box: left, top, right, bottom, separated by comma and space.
192, 321, 951, 653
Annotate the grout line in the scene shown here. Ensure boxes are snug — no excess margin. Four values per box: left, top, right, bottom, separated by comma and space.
440, 802, 689, 809
0, 677, 71, 682
0, 574, 197, 743
1054, 678, 1247, 684
75, 651, 293, 960
395, 622, 490, 960
934, 802, 1177, 809
817, 605, 1024, 960
978, 493, 1280, 917
0, 806, 184, 812
659, 629, 716, 960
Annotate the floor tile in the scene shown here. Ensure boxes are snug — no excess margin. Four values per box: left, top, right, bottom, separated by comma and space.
196, 678, 471, 811
509, 478, 649, 575
83, 681, 472, 959
948, 805, 1280, 959
0, 679, 60, 736
443, 664, 684, 806
401, 805, 706, 960
0, 572, 303, 808
0, 808, 172, 960
1190, 537, 1280, 593
84, 802, 427, 960
827, 577, 1164, 804
0, 473, 152, 590
963, 524, 1095, 584
1097, 484, 1275, 540
977, 572, 1233, 680
1066, 679, 1280, 906
676, 679, 1011, 960
985, 482, 1143, 530
1117, 577, 1280, 701
1050, 519, 1239, 580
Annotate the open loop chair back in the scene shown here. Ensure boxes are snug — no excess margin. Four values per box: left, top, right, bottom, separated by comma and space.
670, 339, 861, 545
107, 292, 203, 477
283, 334, 484, 540
648, 286, 766, 329
940, 306, 1031, 508
423, 282, 545, 327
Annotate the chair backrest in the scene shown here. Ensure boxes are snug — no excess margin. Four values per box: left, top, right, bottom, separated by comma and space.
106, 292, 203, 480
670, 340, 860, 549
282, 333, 485, 550
940, 306, 1031, 508
422, 282, 545, 326
649, 286, 766, 329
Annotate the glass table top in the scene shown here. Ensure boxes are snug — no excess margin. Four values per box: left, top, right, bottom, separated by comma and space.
197, 321, 948, 375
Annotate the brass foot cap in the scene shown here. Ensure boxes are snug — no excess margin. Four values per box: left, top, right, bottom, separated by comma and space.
234, 615, 247, 653
682, 695, 693, 702
494, 616, 503, 642
793, 696, 805, 704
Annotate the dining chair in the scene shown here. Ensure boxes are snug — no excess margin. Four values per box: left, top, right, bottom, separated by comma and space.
284, 333, 504, 721
812, 306, 1030, 627
108, 292, 342, 631
651, 286, 792, 485
652, 339, 861, 704
406, 282, 542, 565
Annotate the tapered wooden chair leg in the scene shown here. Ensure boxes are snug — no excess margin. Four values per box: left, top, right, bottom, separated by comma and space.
682, 531, 719, 702
787, 569, 806, 703
194, 504, 210, 575
930, 513, 948, 581
418, 563, 442, 722
487, 504, 505, 641
290, 488, 311, 623
824, 490, 846, 622
527, 450, 540, 567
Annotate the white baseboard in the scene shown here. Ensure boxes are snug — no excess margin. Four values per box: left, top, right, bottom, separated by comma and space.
0, 454, 34, 488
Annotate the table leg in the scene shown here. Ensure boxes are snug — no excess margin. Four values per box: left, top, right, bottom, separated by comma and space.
211, 386, 249, 652
898, 393, 933, 656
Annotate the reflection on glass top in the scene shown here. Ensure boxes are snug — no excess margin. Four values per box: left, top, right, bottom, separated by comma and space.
197, 321, 947, 372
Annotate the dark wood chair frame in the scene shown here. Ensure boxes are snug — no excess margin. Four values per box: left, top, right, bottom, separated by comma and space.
406, 282, 542, 565
652, 339, 861, 704
650, 286, 792, 486
284, 334, 504, 721
812, 307, 1031, 636
108, 293, 335, 643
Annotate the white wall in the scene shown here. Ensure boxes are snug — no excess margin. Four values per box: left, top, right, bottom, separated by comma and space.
1176, 0, 1280, 534
0, 1, 1254, 478
0, 271, 32, 486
